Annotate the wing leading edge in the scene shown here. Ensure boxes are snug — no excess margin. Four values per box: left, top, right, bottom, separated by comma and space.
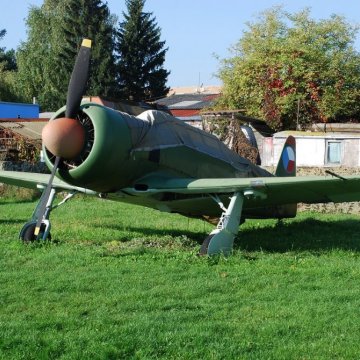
128, 175, 360, 207
0, 170, 94, 194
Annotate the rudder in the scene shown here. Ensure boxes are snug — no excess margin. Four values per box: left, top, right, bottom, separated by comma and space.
275, 136, 296, 177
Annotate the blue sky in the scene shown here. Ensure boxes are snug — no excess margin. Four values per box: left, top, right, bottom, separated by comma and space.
1, 0, 360, 87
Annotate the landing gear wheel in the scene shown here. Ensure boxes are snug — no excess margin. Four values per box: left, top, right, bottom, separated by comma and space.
199, 234, 215, 256
20, 222, 51, 242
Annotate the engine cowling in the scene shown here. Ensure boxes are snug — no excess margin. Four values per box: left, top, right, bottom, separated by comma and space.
43, 103, 136, 192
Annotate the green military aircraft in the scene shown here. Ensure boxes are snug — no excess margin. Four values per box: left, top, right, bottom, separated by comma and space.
1, 39, 360, 255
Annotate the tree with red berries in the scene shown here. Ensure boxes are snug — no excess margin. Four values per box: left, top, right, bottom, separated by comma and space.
217, 7, 360, 130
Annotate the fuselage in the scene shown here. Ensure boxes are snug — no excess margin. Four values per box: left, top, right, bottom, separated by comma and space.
44, 103, 296, 220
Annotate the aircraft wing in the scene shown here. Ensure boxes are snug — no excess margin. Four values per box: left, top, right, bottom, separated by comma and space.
0, 170, 93, 194
128, 175, 360, 206
2, 170, 360, 206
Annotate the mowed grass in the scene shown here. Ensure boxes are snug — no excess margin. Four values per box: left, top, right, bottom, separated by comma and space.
1, 193, 360, 359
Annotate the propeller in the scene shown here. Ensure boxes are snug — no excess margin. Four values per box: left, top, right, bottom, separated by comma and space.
34, 38, 92, 239
42, 38, 92, 159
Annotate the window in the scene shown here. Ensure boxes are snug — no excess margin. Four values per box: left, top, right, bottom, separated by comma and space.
326, 140, 342, 165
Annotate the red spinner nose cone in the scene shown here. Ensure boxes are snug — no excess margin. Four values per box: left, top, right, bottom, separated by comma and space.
42, 117, 85, 159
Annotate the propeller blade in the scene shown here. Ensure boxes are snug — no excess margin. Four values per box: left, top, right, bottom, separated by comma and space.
34, 156, 60, 238
42, 38, 91, 160
36, 39, 92, 239
65, 38, 92, 118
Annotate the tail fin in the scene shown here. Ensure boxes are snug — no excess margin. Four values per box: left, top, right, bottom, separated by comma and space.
275, 136, 296, 177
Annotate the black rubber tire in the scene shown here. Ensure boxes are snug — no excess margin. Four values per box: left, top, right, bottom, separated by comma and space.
199, 234, 215, 256
20, 222, 51, 242
21, 223, 37, 242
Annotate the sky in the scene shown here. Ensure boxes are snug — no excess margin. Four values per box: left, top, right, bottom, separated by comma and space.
1, 0, 360, 88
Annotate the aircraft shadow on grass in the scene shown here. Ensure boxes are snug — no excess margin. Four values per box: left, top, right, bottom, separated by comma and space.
0, 197, 40, 205
92, 223, 207, 244
93, 217, 360, 254
0, 219, 28, 226
235, 218, 360, 253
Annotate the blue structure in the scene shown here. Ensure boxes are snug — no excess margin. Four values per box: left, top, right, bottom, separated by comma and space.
0, 101, 39, 119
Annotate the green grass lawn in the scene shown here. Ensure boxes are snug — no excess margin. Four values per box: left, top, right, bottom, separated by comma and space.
1, 194, 360, 359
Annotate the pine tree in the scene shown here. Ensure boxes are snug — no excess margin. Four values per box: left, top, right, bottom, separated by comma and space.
115, 0, 170, 101
60, 0, 117, 98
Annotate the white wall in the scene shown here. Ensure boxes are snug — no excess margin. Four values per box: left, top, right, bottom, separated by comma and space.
296, 138, 325, 166
260, 134, 360, 168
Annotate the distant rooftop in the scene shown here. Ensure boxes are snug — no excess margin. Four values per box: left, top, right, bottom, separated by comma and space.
0, 119, 47, 141
155, 93, 220, 110
168, 85, 222, 96
0, 101, 39, 119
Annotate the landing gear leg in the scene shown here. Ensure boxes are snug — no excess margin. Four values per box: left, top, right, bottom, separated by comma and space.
19, 188, 57, 242
199, 192, 244, 256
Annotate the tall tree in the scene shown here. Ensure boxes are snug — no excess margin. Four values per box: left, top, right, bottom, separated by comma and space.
60, 0, 117, 98
16, 0, 117, 111
0, 29, 20, 101
217, 7, 360, 130
115, 0, 170, 101
16, 4, 64, 110
0, 30, 17, 71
